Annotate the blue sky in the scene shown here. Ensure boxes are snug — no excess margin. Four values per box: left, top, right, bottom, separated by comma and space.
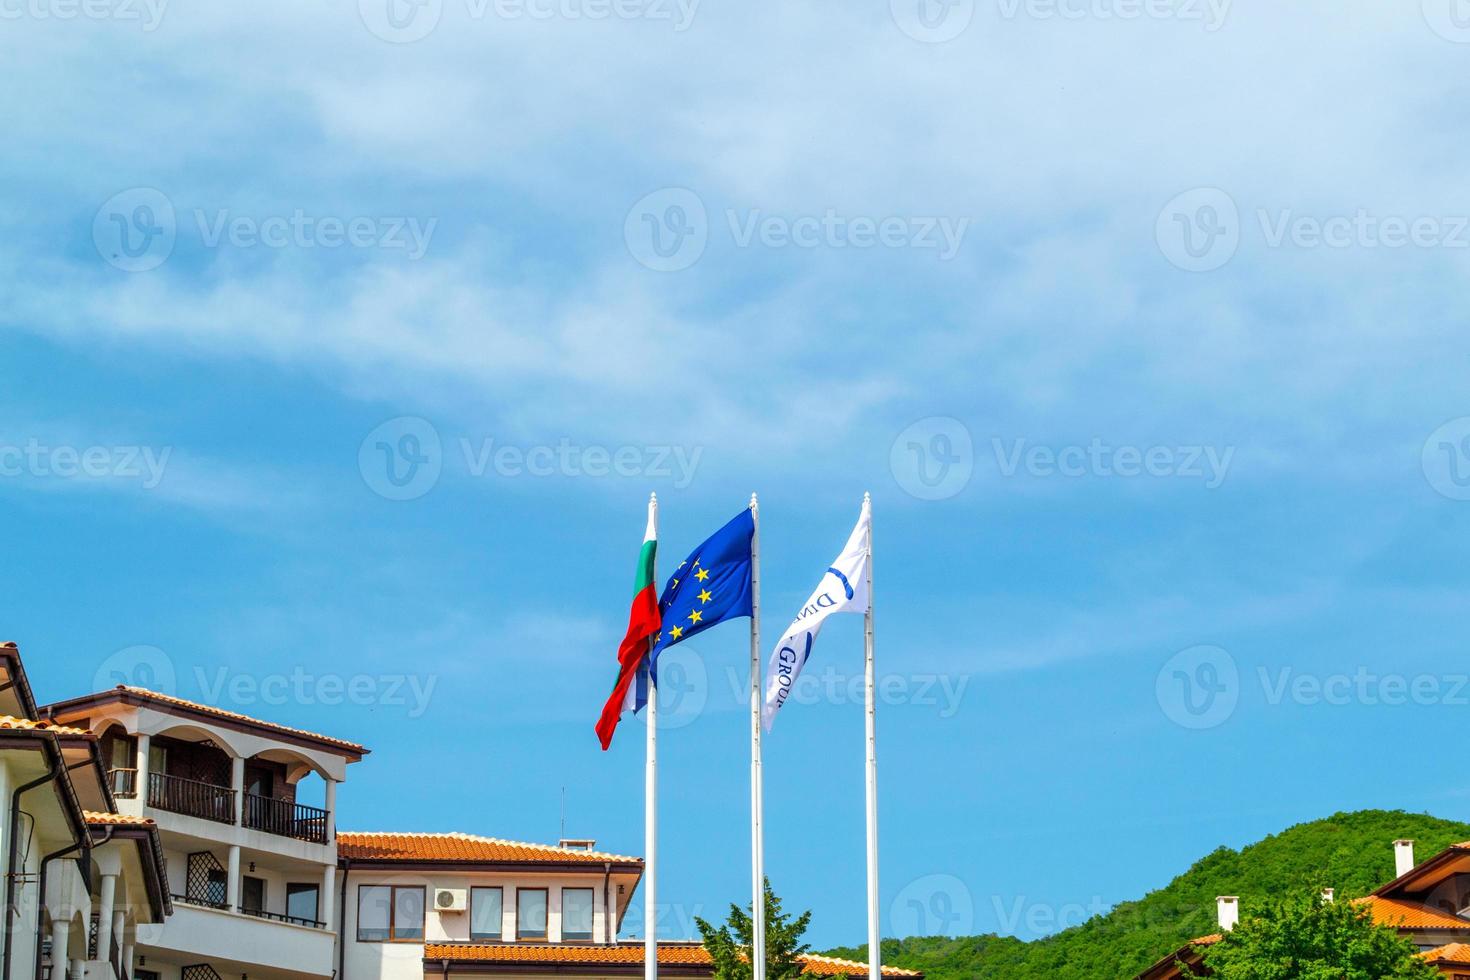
7, 0, 1470, 950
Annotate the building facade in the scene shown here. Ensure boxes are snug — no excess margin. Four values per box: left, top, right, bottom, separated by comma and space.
0, 643, 170, 980
1137, 840, 1470, 979
8, 642, 917, 980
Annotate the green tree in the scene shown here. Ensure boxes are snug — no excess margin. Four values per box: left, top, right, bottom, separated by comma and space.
696, 878, 815, 980
1185, 890, 1438, 979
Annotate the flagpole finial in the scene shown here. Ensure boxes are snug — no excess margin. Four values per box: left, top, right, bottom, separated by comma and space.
863, 491, 871, 502
650, 492, 658, 503
750, 493, 758, 509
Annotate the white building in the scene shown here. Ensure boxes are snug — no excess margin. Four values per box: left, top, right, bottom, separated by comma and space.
0, 642, 170, 980
21, 642, 918, 980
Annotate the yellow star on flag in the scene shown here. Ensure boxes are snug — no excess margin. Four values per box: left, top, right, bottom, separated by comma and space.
695, 568, 710, 582
688, 610, 703, 624
698, 589, 713, 604
669, 625, 684, 639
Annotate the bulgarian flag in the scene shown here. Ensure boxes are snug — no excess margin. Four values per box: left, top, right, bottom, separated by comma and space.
596, 496, 661, 750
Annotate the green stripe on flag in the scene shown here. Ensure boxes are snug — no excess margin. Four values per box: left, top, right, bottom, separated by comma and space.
633, 540, 656, 594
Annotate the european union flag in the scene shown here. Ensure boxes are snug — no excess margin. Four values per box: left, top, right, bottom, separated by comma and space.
649, 506, 755, 681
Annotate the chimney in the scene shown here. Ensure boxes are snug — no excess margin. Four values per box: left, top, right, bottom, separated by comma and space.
1395, 840, 1416, 877
1217, 896, 1239, 932
1321, 888, 1335, 903
559, 838, 596, 852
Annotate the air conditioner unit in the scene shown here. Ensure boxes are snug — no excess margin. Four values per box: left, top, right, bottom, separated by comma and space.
435, 888, 468, 912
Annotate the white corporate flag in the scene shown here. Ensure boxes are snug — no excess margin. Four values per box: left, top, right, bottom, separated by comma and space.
762, 500, 871, 731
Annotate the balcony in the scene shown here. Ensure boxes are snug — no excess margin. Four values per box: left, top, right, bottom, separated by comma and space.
148, 772, 235, 824
140, 900, 336, 977
108, 767, 138, 798
243, 793, 329, 845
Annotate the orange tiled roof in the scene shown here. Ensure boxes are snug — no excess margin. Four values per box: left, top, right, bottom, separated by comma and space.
1424, 942, 1470, 967
1357, 896, 1470, 930
88, 687, 366, 755
423, 943, 922, 977
84, 811, 156, 827
0, 715, 91, 737
338, 831, 640, 866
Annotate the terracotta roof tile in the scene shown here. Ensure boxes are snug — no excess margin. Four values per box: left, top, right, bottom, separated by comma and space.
72, 687, 367, 755
338, 831, 640, 865
423, 943, 922, 977
1357, 896, 1470, 930
0, 715, 91, 737
1424, 942, 1470, 967
84, 811, 157, 827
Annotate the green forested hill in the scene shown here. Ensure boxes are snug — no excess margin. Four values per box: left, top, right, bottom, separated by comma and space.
825, 810, 1470, 980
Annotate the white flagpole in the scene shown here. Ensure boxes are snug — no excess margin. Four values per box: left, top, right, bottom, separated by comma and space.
749, 493, 766, 980
863, 492, 880, 980
645, 492, 659, 980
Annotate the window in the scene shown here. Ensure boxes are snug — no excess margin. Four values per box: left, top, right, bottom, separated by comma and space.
517, 888, 548, 941
357, 884, 425, 941
288, 883, 320, 926
242, 876, 266, 914
471, 887, 503, 941
562, 888, 594, 942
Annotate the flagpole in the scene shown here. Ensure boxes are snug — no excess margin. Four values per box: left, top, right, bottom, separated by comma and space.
749, 493, 766, 980
863, 492, 880, 980
645, 492, 659, 980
